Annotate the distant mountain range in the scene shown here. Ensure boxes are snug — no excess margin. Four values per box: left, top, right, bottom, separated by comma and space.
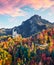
0, 15, 54, 37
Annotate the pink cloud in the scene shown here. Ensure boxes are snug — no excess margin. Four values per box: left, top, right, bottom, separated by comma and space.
0, 0, 54, 17
0, 0, 26, 17
21, 0, 54, 9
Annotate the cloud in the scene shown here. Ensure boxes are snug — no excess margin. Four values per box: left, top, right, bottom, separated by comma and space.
8, 17, 17, 22
0, 8, 27, 17
0, 0, 54, 17
0, 0, 27, 17
21, 0, 54, 9
50, 5, 54, 13
0, 22, 5, 28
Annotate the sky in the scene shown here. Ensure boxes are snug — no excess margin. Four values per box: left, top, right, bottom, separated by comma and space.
0, 0, 54, 28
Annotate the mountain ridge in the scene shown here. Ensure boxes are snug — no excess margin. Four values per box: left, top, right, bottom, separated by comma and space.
0, 15, 54, 37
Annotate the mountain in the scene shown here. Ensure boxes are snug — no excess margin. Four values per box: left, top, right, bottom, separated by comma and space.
12, 15, 53, 37
0, 15, 54, 37
0, 28, 12, 36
